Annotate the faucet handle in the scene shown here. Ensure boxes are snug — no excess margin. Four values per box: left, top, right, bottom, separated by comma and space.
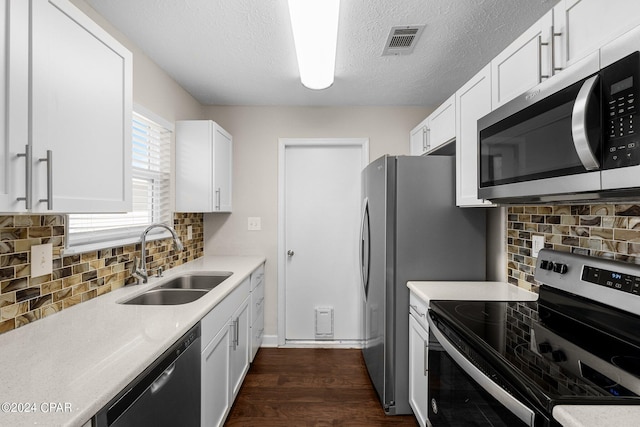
156, 266, 164, 278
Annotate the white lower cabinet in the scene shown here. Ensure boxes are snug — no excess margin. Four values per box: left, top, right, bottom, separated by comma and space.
201, 322, 232, 427
201, 277, 251, 427
409, 294, 429, 427
249, 263, 265, 361
229, 296, 250, 399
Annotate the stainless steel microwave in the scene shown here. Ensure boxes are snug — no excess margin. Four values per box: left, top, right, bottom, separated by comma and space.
478, 43, 640, 203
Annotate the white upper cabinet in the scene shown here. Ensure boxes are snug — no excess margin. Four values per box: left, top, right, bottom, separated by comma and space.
409, 117, 429, 156
427, 95, 456, 152
1, 0, 132, 213
176, 120, 233, 213
409, 95, 456, 156
491, 11, 553, 109
553, 0, 640, 71
456, 65, 494, 207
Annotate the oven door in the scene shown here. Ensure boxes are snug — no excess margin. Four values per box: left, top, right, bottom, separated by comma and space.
477, 52, 602, 203
427, 314, 536, 427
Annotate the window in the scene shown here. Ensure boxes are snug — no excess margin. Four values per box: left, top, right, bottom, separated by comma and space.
66, 109, 172, 251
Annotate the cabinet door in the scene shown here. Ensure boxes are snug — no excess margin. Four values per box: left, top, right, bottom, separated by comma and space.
409, 315, 429, 427
491, 11, 552, 109
428, 95, 455, 151
250, 279, 265, 361
1, 1, 29, 211
213, 126, 232, 212
201, 325, 232, 427
553, 0, 640, 70
176, 121, 214, 212
410, 118, 428, 155
30, 0, 132, 213
229, 296, 250, 399
455, 65, 494, 207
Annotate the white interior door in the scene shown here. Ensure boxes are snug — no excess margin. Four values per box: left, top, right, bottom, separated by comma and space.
280, 139, 367, 343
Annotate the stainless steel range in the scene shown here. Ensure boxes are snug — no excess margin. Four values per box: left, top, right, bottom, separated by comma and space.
427, 249, 640, 426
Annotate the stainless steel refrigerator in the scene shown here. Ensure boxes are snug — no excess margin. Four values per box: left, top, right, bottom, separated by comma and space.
360, 155, 486, 415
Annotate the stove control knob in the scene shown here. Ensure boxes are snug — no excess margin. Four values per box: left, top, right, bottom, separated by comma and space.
540, 260, 554, 270
552, 350, 567, 362
553, 263, 568, 274
538, 342, 552, 354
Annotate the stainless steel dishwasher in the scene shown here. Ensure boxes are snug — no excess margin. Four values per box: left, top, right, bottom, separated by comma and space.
93, 323, 201, 427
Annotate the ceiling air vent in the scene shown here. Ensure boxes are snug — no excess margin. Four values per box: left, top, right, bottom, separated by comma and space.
382, 25, 425, 56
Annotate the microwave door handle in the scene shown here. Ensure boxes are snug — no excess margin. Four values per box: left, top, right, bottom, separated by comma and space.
427, 315, 536, 426
571, 74, 600, 170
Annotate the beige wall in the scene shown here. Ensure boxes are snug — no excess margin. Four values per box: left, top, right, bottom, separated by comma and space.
201, 106, 431, 338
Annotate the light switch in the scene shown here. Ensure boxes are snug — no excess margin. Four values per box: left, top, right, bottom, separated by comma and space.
248, 217, 261, 231
31, 243, 53, 278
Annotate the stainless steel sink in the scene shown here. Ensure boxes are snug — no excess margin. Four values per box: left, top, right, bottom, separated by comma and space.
155, 272, 232, 290
120, 272, 233, 305
121, 289, 208, 305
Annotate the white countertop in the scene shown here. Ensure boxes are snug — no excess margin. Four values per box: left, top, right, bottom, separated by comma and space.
408, 281, 640, 427
553, 405, 640, 426
0, 255, 265, 427
407, 280, 539, 304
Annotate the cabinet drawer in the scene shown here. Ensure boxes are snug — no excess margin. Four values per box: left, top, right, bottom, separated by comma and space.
409, 292, 429, 331
250, 314, 264, 361
250, 280, 265, 326
201, 277, 250, 349
250, 264, 264, 291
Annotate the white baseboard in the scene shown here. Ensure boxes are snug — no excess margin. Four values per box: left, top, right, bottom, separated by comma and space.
260, 335, 363, 349
261, 334, 279, 347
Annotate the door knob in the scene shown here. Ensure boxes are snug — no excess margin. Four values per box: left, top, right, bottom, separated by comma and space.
287, 250, 295, 257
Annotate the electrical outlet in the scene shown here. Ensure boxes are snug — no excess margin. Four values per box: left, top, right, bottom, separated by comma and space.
248, 217, 262, 231
187, 225, 193, 240
532, 235, 545, 258
31, 243, 53, 277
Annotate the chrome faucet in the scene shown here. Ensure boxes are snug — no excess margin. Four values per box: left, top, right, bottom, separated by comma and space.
131, 224, 184, 284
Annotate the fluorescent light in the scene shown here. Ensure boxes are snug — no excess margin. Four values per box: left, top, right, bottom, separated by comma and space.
287, 0, 340, 90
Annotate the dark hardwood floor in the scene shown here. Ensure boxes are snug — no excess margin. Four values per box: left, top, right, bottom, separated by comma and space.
225, 348, 418, 426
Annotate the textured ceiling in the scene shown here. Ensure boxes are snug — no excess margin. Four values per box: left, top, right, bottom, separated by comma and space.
85, 0, 559, 107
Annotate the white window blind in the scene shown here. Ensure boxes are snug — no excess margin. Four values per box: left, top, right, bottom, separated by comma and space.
67, 111, 172, 249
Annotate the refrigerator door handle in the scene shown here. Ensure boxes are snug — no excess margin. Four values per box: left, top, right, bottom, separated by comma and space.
360, 198, 371, 300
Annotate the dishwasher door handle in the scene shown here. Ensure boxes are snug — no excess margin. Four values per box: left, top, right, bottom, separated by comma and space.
150, 362, 176, 394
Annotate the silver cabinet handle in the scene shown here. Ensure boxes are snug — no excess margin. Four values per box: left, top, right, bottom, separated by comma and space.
410, 304, 425, 318
538, 35, 550, 82
422, 127, 427, 152
551, 26, 563, 75
215, 187, 221, 210
39, 150, 53, 210
426, 127, 431, 152
230, 320, 237, 350
287, 250, 295, 257
423, 340, 428, 376
16, 144, 32, 209
571, 74, 600, 170
235, 318, 240, 347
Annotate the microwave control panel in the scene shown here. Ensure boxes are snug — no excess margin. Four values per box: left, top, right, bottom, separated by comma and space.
602, 52, 640, 169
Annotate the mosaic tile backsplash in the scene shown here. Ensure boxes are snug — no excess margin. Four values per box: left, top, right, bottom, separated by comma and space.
507, 204, 640, 290
0, 213, 204, 335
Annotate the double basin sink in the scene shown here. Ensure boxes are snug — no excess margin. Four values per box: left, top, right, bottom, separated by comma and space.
121, 272, 232, 305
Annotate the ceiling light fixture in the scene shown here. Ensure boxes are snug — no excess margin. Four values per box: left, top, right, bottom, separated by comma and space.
287, 0, 340, 90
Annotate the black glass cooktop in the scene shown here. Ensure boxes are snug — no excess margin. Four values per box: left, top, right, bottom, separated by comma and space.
429, 286, 640, 412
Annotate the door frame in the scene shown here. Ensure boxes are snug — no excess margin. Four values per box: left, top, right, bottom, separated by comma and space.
277, 138, 369, 346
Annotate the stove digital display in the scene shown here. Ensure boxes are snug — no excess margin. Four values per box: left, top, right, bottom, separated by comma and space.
582, 265, 640, 294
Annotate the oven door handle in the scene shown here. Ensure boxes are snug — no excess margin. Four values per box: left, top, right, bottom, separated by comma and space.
428, 315, 536, 426
571, 74, 600, 171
